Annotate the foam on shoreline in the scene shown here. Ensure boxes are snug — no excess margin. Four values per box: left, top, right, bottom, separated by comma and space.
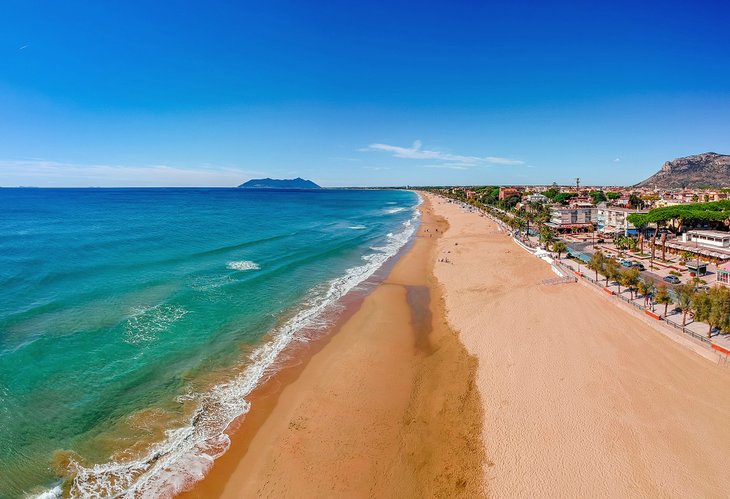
53, 200, 422, 498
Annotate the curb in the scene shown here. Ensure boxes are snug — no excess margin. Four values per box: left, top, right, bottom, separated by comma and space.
644, 310, 661, 320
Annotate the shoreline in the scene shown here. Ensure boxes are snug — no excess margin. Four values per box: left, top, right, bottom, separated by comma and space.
181, 194, 485, 498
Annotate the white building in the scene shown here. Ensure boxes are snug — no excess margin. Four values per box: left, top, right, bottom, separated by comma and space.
547, 206, 596, 231
525, 193, 549, 203
682, 230, 730, 248
596, 205, 649, 236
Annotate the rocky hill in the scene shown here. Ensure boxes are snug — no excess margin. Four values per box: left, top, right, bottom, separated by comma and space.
635, 152, 730, 188
238, 177, 321, 189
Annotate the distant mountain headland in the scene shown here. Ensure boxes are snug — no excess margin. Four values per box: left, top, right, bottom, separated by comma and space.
635, 152, 730, 188
238, 177, 322, 189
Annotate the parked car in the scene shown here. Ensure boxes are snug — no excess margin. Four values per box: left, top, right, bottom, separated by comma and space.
632, 262, 645, 271
596, 238, 605, 243
620, 260, 633, 267
663, 275, 681, 284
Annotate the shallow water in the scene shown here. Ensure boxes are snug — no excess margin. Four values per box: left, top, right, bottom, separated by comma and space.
0, 187, 419, 497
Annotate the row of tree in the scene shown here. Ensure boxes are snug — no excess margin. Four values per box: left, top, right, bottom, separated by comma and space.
433, 188, 730, 337
586, 251, 730, 337
627, 200, 730, 233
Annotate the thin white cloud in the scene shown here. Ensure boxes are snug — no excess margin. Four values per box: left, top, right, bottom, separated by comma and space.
613, 157, 621, 162
361, 140, 524, 166
329, 157, 361, 162
0, 160, 262, 187
418, 164, 469, 170
18, 44, 29, 50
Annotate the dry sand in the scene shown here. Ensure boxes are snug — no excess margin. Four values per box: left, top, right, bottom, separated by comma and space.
427, 192, 730, 498
182, 196, 485, 498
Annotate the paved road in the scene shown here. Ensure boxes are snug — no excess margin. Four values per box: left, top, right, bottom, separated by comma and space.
566, 240, 683, 290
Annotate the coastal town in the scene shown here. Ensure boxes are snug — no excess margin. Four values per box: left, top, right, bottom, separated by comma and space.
429, 183, 730, 360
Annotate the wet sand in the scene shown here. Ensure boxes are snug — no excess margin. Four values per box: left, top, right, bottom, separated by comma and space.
428, 193, 730, 498
182, 195, 485, 498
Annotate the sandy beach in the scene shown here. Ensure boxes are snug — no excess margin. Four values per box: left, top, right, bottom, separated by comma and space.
428, 192, 730, 497
183, 195, 484, 498
184, 191, 730, 499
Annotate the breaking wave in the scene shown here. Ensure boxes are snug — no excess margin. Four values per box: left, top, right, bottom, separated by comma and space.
226, 260, 260, 271
57, 198, 421, 498
124, 304, 189, 344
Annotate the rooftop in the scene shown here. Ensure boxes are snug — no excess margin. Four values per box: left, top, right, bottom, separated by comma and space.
687, 230, 730, 239
597, 206, 650, 213
665, 240, 730, 261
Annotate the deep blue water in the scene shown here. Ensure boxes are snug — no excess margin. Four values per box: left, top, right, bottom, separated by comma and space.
0, 188, 419, 497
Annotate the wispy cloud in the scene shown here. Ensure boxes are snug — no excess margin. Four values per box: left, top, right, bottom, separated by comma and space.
418, 164, 469, 170
18, 44, 29, 50
329, 157, 361, 162
0, 160, 262, 187
361, 140, 524, 166
613, 157, 621, 162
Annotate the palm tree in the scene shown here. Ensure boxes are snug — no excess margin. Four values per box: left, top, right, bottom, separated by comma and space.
637, 279, 653, 306
627, 237, 638, 252
553, 241, 567, 259
655, 284, 673, 316
539, 226, 556, 250
588, 251, 605, 282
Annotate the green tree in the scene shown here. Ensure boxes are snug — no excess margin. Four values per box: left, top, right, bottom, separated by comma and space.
554, 192, 577, 205
708, 286, 730, 337
676, 282, 696, 326
543, 187, 560, 200
620, 267, 640, 299
606, 192, 621, 200
636, 279, 652, 299
588, 251, 605, 281
655, 284, 673, 317
615, 237, 629, 251
552, 241, 567, 259
603, 258, 619, 287
691, 291, 713, 336
628, 193, 645, 209
539, 226, 556, 250
589, 190, 607, 205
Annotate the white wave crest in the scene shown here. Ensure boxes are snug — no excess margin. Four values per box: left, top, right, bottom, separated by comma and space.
384, 207, 405, 214
62, 201, 421, 498
226, 260, 260, 271
348, 225, 367, 230
124, 304, 189, 344
32, 485, 62, 499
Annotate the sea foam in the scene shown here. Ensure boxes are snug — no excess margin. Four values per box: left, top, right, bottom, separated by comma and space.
226, 260, 260, 271
61, 200, 421, 498
124, 304, 189, 344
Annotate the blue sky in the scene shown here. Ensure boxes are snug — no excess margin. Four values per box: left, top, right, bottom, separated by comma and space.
1, 0, 729, 187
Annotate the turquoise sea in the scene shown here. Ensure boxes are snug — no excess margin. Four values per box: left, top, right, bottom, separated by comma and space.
0, 188, 420, 497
